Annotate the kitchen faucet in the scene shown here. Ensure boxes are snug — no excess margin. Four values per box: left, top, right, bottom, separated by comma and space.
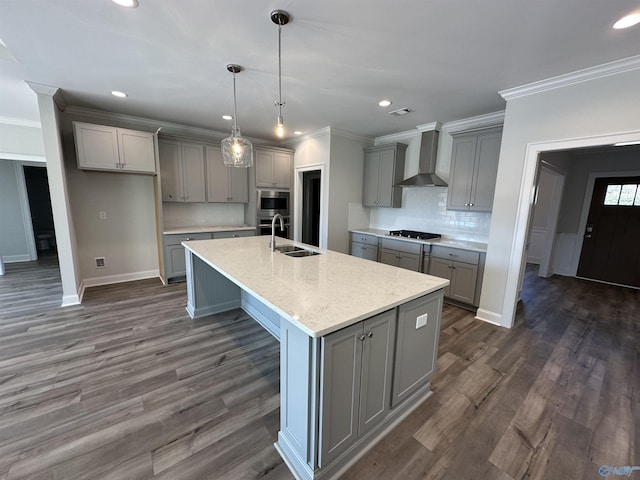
270, 213, 285, 252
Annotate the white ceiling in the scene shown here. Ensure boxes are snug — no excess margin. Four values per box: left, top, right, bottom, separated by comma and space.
1, 1, 639, 139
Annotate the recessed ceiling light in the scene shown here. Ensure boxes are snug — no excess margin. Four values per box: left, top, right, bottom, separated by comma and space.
110, 90, 127, 98
294, 131, 302, 135
613, 12, 640, 29
222, 115, 232, 121
378, 99, 392, 107
112, 0, 139, 7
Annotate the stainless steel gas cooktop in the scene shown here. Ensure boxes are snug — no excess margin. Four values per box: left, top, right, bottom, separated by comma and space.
389, 230, 441, 240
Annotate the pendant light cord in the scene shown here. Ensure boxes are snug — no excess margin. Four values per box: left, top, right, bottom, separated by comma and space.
232, 72, 239, 132
277, 22, 283, 115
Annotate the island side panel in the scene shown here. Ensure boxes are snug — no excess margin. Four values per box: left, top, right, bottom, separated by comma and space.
276, 317, 321, 480
184, 249, 241, 319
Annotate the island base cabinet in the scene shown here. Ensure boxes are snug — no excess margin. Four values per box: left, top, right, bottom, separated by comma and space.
392, 292, 443, 407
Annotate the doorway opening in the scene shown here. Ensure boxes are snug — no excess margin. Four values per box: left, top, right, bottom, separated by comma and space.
23, 166, 57, 261
302, 170, 321, 247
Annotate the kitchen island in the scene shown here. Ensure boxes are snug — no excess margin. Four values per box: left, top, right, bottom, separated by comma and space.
183, 236, 449, 480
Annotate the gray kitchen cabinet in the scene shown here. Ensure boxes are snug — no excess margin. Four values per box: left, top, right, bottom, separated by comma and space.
362, 143, 406, 208
350, 232, 379, 261
205, 146, 249, 203
319, 309, 395, 467
379, 237, 422, 272
428, 245, 481, 306
163, 232, 211, 281
159, 140, 206, 202
392, 293, 443, 407
255, 148, 293, 189
73, 121, 156, 174
447, 127, 502, 212
212, 229, 255, 239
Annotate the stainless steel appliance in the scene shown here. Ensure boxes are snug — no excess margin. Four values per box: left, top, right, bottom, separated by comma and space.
389, 229, 441, 240
257, 216, 290, 238
257, 190, 289, 217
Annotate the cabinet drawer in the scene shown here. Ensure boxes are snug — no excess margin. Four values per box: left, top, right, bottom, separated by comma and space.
431, 246, 479, 265
380, 237, 422, 255
351, 233, 379, 246
163, 233, 211, 246
212, 229, 255, 239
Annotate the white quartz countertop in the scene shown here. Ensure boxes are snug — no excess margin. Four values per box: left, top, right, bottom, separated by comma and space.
350, 228, 488, 253
183, 236, 449, 338
163, 225, 256, 235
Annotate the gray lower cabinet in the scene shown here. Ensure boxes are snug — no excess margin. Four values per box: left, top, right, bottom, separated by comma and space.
379, 237, 422, 272
319, 309, 396, 467
164, 233, 211, 281
428, 245, 481, 306
350, 232, 379, 261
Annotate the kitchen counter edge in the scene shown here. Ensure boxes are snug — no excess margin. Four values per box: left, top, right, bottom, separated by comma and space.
350, 228, 487, 253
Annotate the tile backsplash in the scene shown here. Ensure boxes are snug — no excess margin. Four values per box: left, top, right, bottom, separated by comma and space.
369, 187, 491, 242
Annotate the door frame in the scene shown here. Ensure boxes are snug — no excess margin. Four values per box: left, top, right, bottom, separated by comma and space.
572, 169, 640, 276
537, 163, 566, 277
294, 164, 327, 248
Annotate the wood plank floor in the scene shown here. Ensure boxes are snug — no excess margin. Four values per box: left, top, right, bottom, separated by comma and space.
0, 258, 638, 479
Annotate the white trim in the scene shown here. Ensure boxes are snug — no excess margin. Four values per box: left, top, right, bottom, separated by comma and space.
474, 308, 503, 327
81, 269, 160, 288
0, 116, 41, 128
294, 163, 327, 249
14, 162, 37, 261
0, 254, 33, 263
61, 293, 81, 307
502, 130, 640, 328
0, 256, 4, 275
538, 166, 565, 278
499, 54, 640, 101
441, 111, 505, 134
573, 169, 640, 276
0, 153, 46, 163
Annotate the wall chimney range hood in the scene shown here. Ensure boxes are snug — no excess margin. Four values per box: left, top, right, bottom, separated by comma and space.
396, 130, 447, 187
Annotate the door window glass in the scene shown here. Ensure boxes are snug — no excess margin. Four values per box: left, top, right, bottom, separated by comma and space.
604, 184, 640, 206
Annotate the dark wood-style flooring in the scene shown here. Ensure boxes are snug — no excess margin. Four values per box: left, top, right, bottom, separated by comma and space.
0, 256, 638, 479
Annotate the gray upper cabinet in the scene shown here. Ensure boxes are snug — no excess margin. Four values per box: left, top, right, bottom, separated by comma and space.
319, 309, 395, 467
362, 143, 406, 208
205, 146, 249, 203
447, 127, 502, 212
159, 140, 206, 202
255, 148, 292, 189
74, 121, 156, 174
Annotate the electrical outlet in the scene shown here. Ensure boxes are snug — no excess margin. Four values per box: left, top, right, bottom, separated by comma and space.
416, 313, 428, 329
95, 257, 106, 268
99, 211, 107, 220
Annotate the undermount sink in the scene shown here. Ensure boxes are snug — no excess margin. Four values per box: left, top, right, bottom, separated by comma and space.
275, 244, 321, 257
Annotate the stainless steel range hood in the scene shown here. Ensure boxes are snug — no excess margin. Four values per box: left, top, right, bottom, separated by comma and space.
396, 130, 447, 187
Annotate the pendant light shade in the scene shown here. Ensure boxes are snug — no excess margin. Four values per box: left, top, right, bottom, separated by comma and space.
221, 64, 253, 168
271, 10, 290, 138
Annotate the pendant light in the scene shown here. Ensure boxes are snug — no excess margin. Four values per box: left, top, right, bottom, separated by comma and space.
221, 64, 253, 167
271, 10, 290, 138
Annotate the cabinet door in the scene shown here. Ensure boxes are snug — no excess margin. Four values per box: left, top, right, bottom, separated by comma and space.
469, 131, 501, 212
379, 248, 399, 267
180, 143, 206, 202
212, 229, 255, 239
205, 146, 229, 202
428, 257, 452, 297
228, 165, 249, 202
392, 292, 443, 407
447, 135, 476, 210
359, 310, 395, 436
450, 262, 478, 305
74, 122, 120, 171
362, 151, 380, 207
376, 149, 396, 207
166, 244, 187, 279
118, 128, 156, 173
351, 242, 378, 262
273, 152, 292, 189
255, 150, 275, 187
158, 140, 183, 202
319, 322, 363, 467
396, 252, 421, 272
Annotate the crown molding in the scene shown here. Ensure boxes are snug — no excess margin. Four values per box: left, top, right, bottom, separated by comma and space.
328, 126, 374, 144
0, 116, 41, 128
441, 111, 505, 134
416, 121, 442, 132
500, 54, 640, 101
25, 81, 67, 111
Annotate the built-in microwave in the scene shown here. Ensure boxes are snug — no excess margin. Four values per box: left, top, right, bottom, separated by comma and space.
257, 190, 289, 217
257, 216, 290, 239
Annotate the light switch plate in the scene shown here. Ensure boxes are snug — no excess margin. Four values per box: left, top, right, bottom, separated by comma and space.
99, 211, 107, 220
416, 313, 428, 329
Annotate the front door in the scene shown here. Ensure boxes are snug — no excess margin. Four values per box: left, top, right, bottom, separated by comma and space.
577, 176, 640, 287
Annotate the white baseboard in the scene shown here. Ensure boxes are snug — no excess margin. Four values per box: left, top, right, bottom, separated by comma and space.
475, 308, 506, 328
61, 293, 81, 306
82, 269, 160, 288
2, 253, 35, 263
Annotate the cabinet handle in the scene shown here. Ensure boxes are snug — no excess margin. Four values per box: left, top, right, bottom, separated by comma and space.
449, 253, 459, 258
367, 331, 373, 338
359, 334, 366, 342
233, 234, 239, 238
469, 203, 474, 207
186, 237, 192, 241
